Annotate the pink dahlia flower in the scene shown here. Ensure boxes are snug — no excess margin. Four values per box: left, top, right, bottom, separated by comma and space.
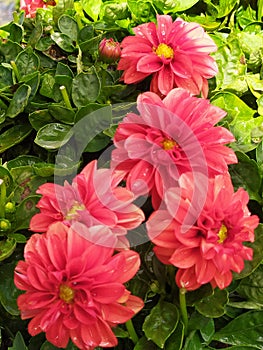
147, 173, 259, 290
14, 222, 144, 349
111, 88, 237, 209
118, 15, 218, 97
20, 0, 55, 18
30, 160, 144, 249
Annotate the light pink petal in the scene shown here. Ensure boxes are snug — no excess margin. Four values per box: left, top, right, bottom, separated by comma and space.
156, 67, 174, 95
170, 54, 193, 78
133, 22, 159, 47
156, 15, 173, 43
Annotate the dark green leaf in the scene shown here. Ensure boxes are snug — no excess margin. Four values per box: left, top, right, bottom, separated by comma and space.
237, 265, 263, 304
8, 331, 28, 350
0, 262, 21, 316
0, 124, 32, 153
183, 331, 203, 350
72, 68, 100, 107
15, 195, 41, 230
51, 32, 75, 52
143, 300, 179, 348
0, 166, 13, 195
0, 40, 23, 63
8, 233, 27, 244
35, 123, 73, 150
195, 289, 228, 318
40, 73, 56, 98
213, 311, 263, 348
15, 47, 40, 79
233, 224, 263, 280
32, 162, 55, 177
29, 109, 54, 130
84, 132, 111, 152
52, 0, 74, 24
55, 62, 74, 78
48, 104, 75, 125
0, 65, 13, 90
58, 15, 78, 42
27, 22, 43, 48
229, 151, 262, 203
23, 72, 40, 101
0, 238, 16, 262
78, 25, 94, 43
134, 336, 161, 350
6, 84, 31, 118
165, 321, 184, 350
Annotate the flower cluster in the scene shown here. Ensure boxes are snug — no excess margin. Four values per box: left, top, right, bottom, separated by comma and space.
14, 10, 259, 350
20, 0, 55, 17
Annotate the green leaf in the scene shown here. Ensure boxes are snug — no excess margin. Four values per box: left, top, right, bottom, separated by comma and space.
35, 123, 73, 150
6, 84, 31, 118
99, 0, 129, 23
165, 321, 184, 350
15, 195, 41, 230
84, 132, 111, 152
229, 151, 262, 203
0, 262, 21, 316
195, 289, 228, 318
213, 311, 263, 348
134, 336, 161, 350
0, 40, 23, 63
15, 47, 40, 79
72, 68, 101, 107
0, 124, 32, 153
8, 23, 23, 44
27, 22, 43, 48
23, 72, 40, 102
0, 166, 14, 195
143, 300, 179, 348
8, 331, 28, 350
53, 0, 74, 24
33, 162, 55, 177
58, 15, 78, 42
233, 224, 263, 280
8, 233, 27, 243
236, 265, 263, 304
40, 73, 56, 99
153, 0, 199, 13
51, 32, 75, 52
48, 105, 75, 125
204, 0, 239, 18
29, 109, 54, 130
127, 0, 156, 23
189, 312, 215, 343
0, 65, 13, 90
183, 331, 203, 350
81, 0, 102, 21
0, 238, 16, 262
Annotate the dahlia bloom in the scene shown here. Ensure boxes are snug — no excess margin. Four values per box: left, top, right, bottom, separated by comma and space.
111, 88, 237, 209
20, 0, 55, 18
30, 160, 144, 249
118, 15, 218, 97
14, 222, 143, 349
147, 173, 259, 290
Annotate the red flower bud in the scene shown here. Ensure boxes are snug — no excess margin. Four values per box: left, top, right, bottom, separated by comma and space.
99, 38, 121, 63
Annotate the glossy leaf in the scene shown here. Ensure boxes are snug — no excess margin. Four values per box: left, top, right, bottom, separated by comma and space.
0, 262, 21, 316
35, 123, 73, 150
0, 65, 13, 90
0, 238, 16, 262
51, 32, 75, 53
153, 0, 199, 13
72, 68, 101, 107
15, 47, 40, 79
237, 265, 263, 304
58, 15, 78, 42
29, 109, 54, 131
48, 105, 75, 125
143, 300, 179, 348
195, 289, 228, 318
213, 311, 263, 348
81, 0, 102, 21
134, 336, 161, 350
183, 331, 203, 350
165, 321, 184, 350
5, 84, 31, 118
0, 124, 32, 153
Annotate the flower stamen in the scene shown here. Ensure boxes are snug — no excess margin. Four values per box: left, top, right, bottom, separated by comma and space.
217, 224, 228, 244
162, 138, 178, 151
65, 201, 85, 220
154, 43, 174, 59
59, 284, 75, 304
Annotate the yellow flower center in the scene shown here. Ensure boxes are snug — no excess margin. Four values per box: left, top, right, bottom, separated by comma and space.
162, 138, 178, 150
65, 201, 85, 220
155, 43, 174, 59
217, 224, 228, 244
59, 284, 75, 304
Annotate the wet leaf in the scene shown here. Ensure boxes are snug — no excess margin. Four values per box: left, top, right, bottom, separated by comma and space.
35, 123, 73, 150
195, 289, 228, 318
6, 84, 31, 118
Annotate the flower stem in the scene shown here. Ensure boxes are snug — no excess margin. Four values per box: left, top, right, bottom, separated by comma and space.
179, 288, 188, 335
60, 86, 73, 109
0, 179, 6, 218
10, 60, 20, 81
126, 319, 139, 344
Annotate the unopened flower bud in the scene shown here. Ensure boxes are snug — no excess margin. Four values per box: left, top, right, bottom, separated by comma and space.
5, 202, 16, 214
99, 38, 121, 63
0, 219, 11, 232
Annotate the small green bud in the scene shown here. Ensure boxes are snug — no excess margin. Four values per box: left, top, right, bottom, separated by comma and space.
5, 202, 16, 214
0, 219, 11, 231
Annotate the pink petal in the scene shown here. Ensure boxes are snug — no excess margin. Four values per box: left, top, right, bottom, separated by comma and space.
133, 22, 159, 47
156, 15, 173, 43
91, 283, 125, 303
101, 302, 134, 323
156, 67, 174, 96
137, 54, 163, 73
